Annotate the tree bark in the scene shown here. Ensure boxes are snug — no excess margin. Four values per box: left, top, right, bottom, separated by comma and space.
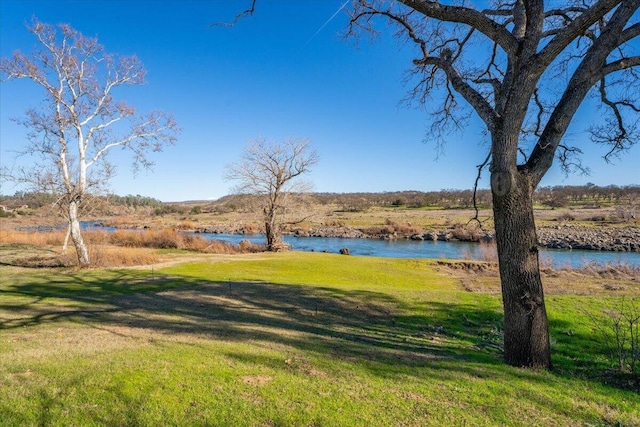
265, 217, 276, 251
264, 205, 279, 251
492, 170, 552, 369
62, 223, 71, 253
68, 200, 90, 266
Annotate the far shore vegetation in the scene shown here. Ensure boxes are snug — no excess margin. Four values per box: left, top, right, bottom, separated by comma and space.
2, 183, 638, 229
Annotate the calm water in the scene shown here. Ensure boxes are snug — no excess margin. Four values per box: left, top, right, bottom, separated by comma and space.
196, 232, 640, 269
77, 222, 639, 268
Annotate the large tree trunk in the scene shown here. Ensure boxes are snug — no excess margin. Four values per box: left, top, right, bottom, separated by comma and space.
492, 171, 552, 369
68, 200, 90, 266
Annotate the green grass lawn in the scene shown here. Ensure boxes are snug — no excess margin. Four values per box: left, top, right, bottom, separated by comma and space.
1, 252, 638, 426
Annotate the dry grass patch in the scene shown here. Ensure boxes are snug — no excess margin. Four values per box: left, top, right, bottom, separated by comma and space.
436, 259, 639, 296
0, 229, 65, 246
0, 243, 159, 268
1, 228, 264, 268
88, 245, 160, 267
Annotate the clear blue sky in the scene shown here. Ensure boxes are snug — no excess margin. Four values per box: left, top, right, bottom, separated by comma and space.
1, 0, 638, 202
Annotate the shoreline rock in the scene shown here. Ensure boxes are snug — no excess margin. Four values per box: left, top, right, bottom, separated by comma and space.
101, 218, 639, 253
536, 225, 640, 252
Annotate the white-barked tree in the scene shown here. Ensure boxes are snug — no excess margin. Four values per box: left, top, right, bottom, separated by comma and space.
1, 20, 180, 266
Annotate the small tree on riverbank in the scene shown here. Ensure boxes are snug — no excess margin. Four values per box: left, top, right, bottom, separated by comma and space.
224, 137, 319, 251
1, 20, 179, 266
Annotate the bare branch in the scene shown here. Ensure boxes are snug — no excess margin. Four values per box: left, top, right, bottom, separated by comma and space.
557, 144, 591, 175
399, 0, 518, 55
224, 137, 318, 251
534, 0, 624, 75
416, 55, 498, 131
602, 55, 640, 76
211, 0, 256, 27
469, 149, 492, 229
526, 0, 639, 184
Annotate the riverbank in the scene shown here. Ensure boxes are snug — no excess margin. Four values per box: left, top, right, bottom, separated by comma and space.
5, 204, 638, 253
193, 223, 640, 253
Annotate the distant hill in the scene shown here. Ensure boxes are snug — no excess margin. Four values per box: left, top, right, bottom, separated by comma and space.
1, 184, 638, 215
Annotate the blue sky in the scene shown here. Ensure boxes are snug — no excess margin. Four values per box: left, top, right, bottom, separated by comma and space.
1, 0, 638, 202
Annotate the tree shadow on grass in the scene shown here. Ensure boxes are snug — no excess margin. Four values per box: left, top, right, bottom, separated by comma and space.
0, 269, 502, 368
0, 268, 629, 391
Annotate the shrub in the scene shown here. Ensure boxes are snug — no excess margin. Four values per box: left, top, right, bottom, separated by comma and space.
451, 223, 483, 242
586, 298, 640, 379
556, 212, 576, 222
147, 229, 181, 249
478, 241, 498, 263
362, 219, 423, 237
615, 205, 637, 222
238, 239, 265, 252
542, 197, 567, 208
461, 240, 498, 263
176, 221, 198, 230
109, 229, 144, 247
240, 223, 259, 234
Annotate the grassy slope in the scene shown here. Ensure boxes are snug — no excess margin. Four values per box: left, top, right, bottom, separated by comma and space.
0, 253, 638, 426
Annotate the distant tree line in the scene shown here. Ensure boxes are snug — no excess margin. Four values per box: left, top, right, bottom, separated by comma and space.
0, 191, 57, 209
535, 184, 639, 208
0, 192, 162, 210
205, 185, 639, 214
1, 184, 637, 214
107, 194, 165, 209
311, 184, 639, 211
312, 190, 493, 211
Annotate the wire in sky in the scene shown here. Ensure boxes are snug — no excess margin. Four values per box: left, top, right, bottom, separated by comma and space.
303, 0, 350, 46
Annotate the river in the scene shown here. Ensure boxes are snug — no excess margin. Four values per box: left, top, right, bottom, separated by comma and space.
77, 222, 639, 268
196, 232, 640, 269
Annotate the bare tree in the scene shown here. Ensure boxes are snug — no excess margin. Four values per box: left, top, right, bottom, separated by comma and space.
1, 20, 179, 266
225, 137, 319, 251
345, 0, 640, 369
